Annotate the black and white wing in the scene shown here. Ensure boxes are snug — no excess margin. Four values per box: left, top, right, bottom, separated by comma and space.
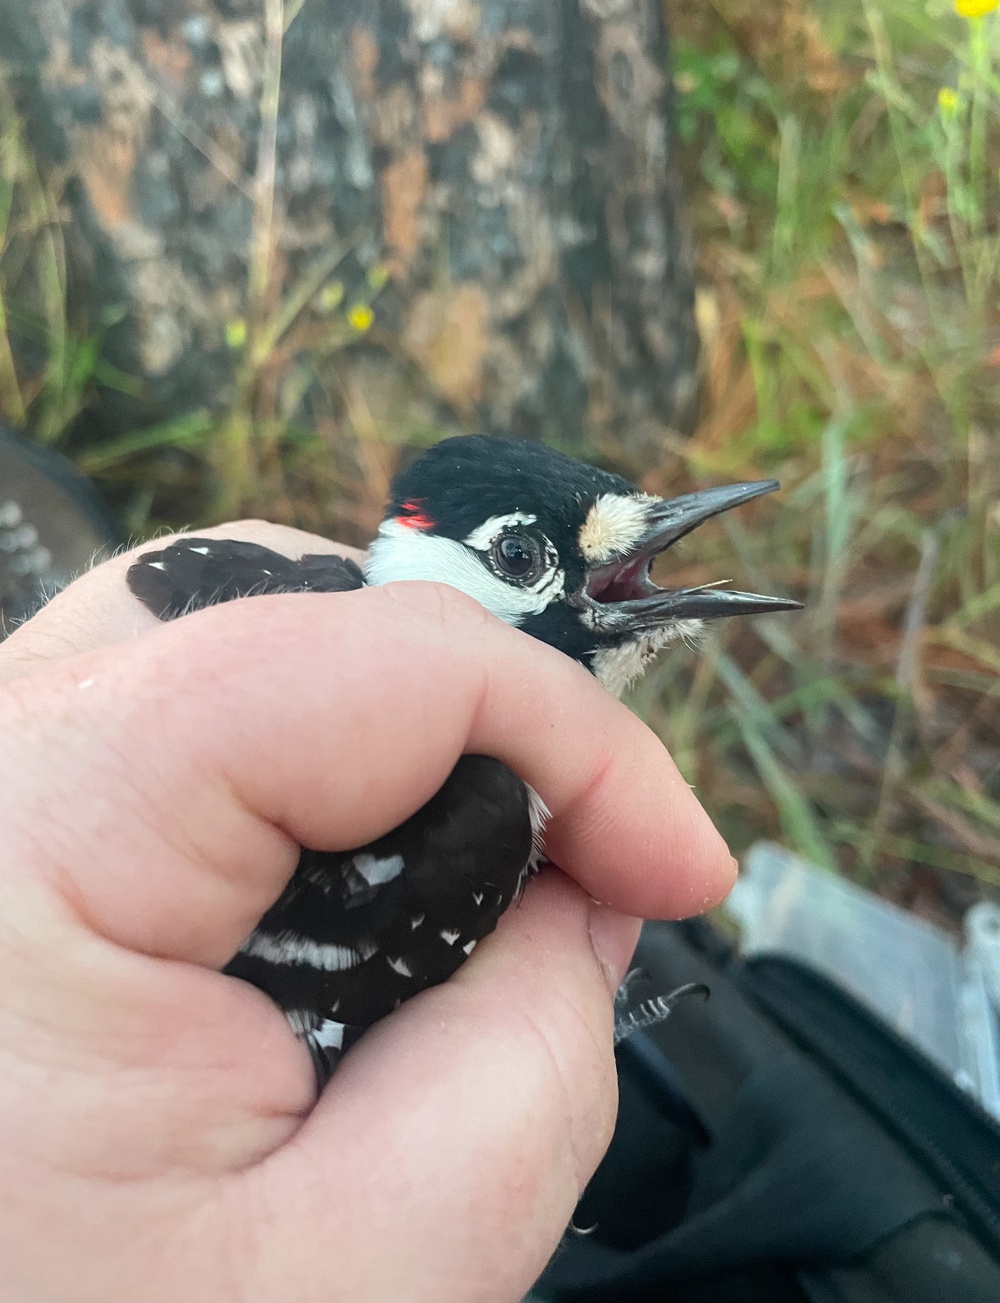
127, 537, 364, 618
226, 755, 541, 1081
127, 535, 546, 1086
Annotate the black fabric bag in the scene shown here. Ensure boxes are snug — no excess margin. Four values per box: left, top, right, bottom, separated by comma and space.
0, 423, 121, 631
539, 919, 1000, 1303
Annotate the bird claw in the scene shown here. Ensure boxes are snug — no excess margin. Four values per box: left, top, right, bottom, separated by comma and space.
613, 966, 648, 1014
567, 1217, 599, 1238
612, 975, 709, 1045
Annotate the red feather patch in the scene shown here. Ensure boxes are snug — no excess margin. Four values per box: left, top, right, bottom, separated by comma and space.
398, 500, 435, 530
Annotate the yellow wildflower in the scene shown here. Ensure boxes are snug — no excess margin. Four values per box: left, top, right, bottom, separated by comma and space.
938, 87, 960, 113
347, 304, 375, 333
225, 318, 248, 349
955, 0, 998, 18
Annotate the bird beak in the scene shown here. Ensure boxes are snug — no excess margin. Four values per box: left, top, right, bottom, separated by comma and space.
583, 481, 802, 631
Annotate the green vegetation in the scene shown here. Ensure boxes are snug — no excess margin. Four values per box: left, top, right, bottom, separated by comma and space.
641, 0, 1000, 923
0, 75, 142, 447
1, 0, 998, 923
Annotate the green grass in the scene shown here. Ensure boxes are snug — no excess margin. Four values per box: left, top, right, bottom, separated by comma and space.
1, 0, 998, 923
638, 0, 1000, 921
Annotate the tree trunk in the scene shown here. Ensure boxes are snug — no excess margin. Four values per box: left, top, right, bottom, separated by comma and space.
1, 0, 697, 500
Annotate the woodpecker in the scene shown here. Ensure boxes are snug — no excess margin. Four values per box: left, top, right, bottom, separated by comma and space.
128, 435, 799, 1083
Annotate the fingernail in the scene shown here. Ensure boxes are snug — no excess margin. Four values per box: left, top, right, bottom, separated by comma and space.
588, 905, 641, 995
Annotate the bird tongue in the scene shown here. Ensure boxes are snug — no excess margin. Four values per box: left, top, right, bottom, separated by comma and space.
587, 555, 658, 605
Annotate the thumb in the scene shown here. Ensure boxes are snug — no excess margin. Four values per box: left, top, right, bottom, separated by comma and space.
224, 871, 638, 1303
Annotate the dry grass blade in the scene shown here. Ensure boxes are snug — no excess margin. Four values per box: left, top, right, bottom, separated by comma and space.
661, 0, 1000, 921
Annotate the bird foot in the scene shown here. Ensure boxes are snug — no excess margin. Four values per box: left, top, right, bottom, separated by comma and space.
612, 970, 709, 1045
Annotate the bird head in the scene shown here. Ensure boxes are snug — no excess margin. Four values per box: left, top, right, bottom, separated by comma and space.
366, 435, 800, 696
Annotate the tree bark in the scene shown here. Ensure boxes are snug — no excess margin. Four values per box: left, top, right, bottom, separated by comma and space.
1, 0, 698, 479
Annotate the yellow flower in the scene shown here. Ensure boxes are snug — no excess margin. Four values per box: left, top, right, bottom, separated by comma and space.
938, 87, 960, 113
347, 304, 374, 333
225, 318, 248, 349
955, 0, 998, 18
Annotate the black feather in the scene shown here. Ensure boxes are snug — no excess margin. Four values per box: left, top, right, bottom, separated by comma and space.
126, 538, 364, 618
226, 756, 533, 1057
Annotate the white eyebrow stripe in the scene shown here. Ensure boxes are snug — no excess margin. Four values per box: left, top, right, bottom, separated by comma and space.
462, 512, 537, 550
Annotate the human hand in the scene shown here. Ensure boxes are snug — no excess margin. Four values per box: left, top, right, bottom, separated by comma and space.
0, 523, 734, 1303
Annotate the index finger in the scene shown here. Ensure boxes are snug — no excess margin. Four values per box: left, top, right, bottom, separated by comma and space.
0, 582, 733, 966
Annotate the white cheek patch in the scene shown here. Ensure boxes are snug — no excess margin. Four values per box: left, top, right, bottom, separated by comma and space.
591, 620, 704, 697
366, 519, 563, 625
463, 512, 537, 551
579, 493, 656, 564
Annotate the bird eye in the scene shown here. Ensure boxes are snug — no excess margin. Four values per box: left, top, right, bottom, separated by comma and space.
492, 532, 542, 582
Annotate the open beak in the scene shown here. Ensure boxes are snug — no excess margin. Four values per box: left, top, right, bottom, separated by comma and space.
583, 481, 802, 632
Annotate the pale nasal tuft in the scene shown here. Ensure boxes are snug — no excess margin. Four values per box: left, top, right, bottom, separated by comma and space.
578, 494, 656, 564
